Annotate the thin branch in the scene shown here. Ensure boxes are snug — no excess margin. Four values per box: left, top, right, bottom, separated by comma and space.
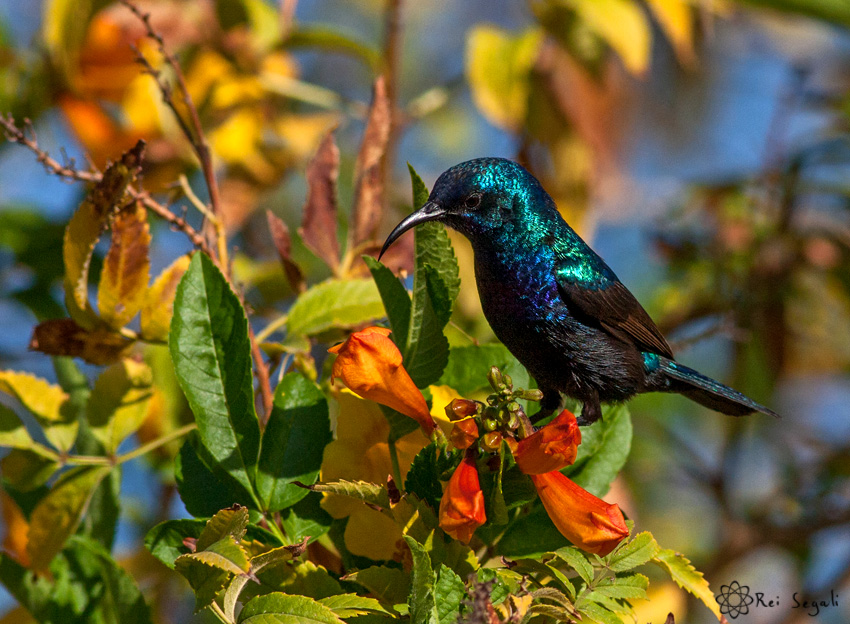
380, 0, 403, 213
0, 114, 212, 256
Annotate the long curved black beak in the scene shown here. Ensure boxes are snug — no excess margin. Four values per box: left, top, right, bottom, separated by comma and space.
378, 201, 446, 260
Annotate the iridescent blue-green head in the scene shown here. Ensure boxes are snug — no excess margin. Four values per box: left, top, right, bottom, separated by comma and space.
379, 157, 558, 258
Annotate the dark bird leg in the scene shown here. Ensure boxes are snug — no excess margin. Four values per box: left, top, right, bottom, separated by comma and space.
578, 391, 602, 426
531, 388, 563, 424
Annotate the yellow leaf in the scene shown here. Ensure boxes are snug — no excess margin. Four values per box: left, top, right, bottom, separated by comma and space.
466, 26, 544, 130
97, 202, 151, 330
0, 448, 60, 492
0, 371, 68, 424
646, 0, 696, 66
87, 358, 154, 454
27, 465, 111, 572
210, 108, 275, 181
140, 254, 192, 342
563, 0, 652, 75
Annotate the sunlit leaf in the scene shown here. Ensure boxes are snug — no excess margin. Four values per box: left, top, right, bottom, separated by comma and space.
140, 254, 191, 342
286, 278, 384, 336
299, 130, 341, 270
607, 532, 659, 572
466, 26, 543, 130
309, 480, 389, 508
351, 76, 390, 247
238, 593, 346, 624
196, 505, 250, 552
87, 358, 153, 454
97, 202, 151, 330
0, 370, 76, 452
646, 0, 695, 66
170, 252, 260, 503
345, 565, 410, 605
653, 548, 722, 620
176, 535, 249, 612
26, 465, 111, 571
435, 564, 465, 624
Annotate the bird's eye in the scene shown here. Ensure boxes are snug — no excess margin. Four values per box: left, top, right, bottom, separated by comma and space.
464, 193, 482, 209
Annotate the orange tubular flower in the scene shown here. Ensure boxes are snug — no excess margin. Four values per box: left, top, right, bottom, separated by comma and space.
328, 327, 436, 435
513, 409, 581, 474
439, 455, 487, 543
531, 471, 628, 555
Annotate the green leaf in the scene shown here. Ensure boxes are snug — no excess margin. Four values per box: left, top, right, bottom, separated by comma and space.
480, 445, 508, 526
256, 372, 331, 512
280, 492, 333, 543
404, 536, 438, 624
500, 465, 537, 510
0, 447, 59, 492
553, 546, 594, 585
576, 601, 624, 624
176, 536, 251, 611
495, 505, 568, 558
405, 281, 449, 388
145, 519, 206, 569
196, 505, 250, 552
404, 442, 459, 511
0, 535, 153, 624
435, 565, 465, 624
79, 464, 121, 551
592, 574, 649, 601
437, 344, 530, 396
346, 565, 411, 606
27, 465, 111, 571
239, 593, 347, 624
565, 404, 632, 497
607, 532, 659, 572
170, 252, 260, 503
87, 358, 153, 454
653, 548, 722, 620
287, 278, 384, 336
176, 434, 258, 516
309, 480, 389, 508
318, 594, 393, 618
0, 404, 35, 449
476, 568, 509, 605
364, 255, 412, 348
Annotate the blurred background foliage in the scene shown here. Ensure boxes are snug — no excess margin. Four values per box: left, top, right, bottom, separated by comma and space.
1, 0, 850, 622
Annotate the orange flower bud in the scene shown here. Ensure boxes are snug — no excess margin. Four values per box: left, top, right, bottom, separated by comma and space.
446, 398, 479, 421
450, 419, 479, 450
328, 327, 435, 435
530, 471, 628, 555
439, 455, 486, 543
513, 409, 581, 475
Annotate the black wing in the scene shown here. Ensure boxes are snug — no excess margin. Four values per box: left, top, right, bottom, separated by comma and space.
555, 259, 674, 359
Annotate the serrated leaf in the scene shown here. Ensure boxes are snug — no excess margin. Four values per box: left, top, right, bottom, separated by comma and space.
140, 254, 191, 342
0, 370, 77, 452
26, 465, 111, 571
87, 358, 153, 453
576, 601, 625, 624
309, 480, 389, 508
592, 573, 649, 601
145, 519, 206, 569
239, 593, 347, 624
280, 492, 332, 543
287, 278, 384, 336
256, 373, 331, 513
435, 564, 465, 624
346, 566, 411, 606
404, 442, 458, 511
175, 546, 236, 612
466, 26, 543, 130
607, 532, 659, 572
196, 506, 250, 552
496, 505, 568, 559
364, 256, 412, 349
437, 344, 529, 396
318, 594, 393, 618
404, 536, 438, 624
97, 202, 151, 329
554, 546, 594, 585
565, 404, 632, 497
653, 549, 721, 620
177, 536, 250, 576
170, 252, 260, 503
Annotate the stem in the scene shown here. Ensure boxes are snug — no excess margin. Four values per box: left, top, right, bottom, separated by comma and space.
255, 314, 289, 344
249, 324, 274, 426
63, 455, 111, 466
115, 423, 197, 465
387, 436, 403, 488
380, 0, 403, 214
208, 601, 234, 624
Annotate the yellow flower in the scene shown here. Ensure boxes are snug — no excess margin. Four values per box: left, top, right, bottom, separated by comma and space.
328, 327, 435, 435
321, 390, 428, 560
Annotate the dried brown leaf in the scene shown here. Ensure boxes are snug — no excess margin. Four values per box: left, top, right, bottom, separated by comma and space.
352, 76, 391, 247
299, 130, 341, 269
30, 318, 134, 366
98, 201, 151, 329
266, 210, 305, 293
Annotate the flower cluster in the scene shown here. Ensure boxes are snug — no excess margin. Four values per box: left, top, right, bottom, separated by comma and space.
328, 327, 629, 556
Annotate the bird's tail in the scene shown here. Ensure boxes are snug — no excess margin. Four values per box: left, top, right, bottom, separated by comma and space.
657, 357, 779, 418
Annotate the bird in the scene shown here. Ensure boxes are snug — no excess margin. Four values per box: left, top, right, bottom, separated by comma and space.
379, 157, 779, 425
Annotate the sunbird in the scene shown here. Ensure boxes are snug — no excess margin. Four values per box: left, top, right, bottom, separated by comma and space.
380, 158, 779, 424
